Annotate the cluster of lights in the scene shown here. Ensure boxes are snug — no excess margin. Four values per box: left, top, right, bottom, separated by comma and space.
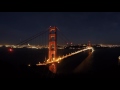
36, 47, 94, 66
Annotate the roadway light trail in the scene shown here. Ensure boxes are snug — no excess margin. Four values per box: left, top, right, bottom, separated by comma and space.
36, 47, 94, 66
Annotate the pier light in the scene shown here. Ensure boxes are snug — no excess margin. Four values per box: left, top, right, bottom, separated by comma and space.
28, 64, 31, 66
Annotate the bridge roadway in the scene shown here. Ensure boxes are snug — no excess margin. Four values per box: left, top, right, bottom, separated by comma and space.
36, 47, 94, 66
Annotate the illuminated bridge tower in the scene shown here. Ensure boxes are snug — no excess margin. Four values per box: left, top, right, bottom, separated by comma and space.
48, 26, 57, 62
88, 41, 91, 47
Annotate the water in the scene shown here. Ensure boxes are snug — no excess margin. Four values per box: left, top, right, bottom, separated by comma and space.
0, 47, 120, 78
57, 48, 120, 77
0, 48, 78, 66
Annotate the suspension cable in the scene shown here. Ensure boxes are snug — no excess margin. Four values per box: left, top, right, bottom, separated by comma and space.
56, 27, 71, 44
16, 28, 49, 45
57, 27, 71, 42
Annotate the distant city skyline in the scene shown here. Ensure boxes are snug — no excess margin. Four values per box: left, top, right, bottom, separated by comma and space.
0, 12, 120, 45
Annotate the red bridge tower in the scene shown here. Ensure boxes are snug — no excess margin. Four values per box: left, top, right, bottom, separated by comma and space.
88, 41, 91, 47
48, 26, 57, 73
48, 26, 57, 61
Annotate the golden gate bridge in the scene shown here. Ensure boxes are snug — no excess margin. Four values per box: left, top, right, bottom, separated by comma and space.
16, 26, 94, 74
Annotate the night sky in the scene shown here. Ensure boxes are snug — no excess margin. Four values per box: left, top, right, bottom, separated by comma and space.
0, 12, 120, 45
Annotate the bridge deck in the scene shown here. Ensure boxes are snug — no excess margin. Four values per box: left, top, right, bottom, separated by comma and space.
36, 47, 94, 66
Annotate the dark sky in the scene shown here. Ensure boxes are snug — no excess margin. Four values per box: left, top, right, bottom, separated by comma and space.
0, 12, 120, 45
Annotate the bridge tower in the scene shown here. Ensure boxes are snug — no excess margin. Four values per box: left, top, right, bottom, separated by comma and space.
88, 41, 91, 47
48, 26, 57, 61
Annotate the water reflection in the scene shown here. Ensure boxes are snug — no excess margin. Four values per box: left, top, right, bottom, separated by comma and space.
48, 50, 94, 74
73, 50, 93, 74
49, 63, 57, 73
